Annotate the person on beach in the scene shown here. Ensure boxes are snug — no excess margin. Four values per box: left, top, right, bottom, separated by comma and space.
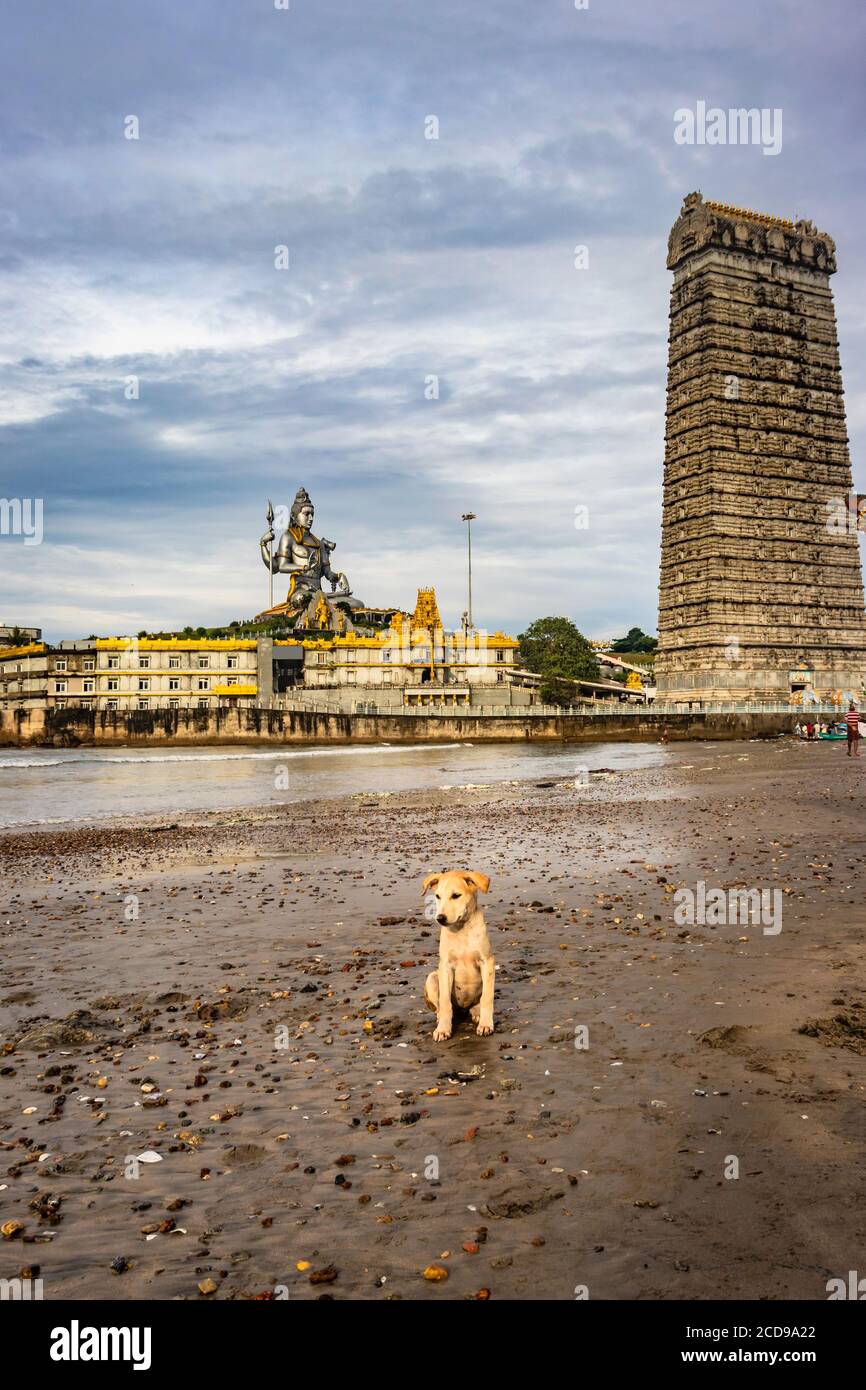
845, 702, 860, 757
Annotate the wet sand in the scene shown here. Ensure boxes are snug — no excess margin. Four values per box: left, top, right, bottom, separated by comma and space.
1, 738, 864, 1301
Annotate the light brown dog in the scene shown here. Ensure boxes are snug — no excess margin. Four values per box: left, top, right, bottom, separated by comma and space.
422, 870, 495, 1041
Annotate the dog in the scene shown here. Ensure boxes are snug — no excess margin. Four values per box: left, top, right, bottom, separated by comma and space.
422, 870, 495, 1041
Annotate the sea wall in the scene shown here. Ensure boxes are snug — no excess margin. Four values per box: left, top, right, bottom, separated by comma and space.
0, 706, 794, 748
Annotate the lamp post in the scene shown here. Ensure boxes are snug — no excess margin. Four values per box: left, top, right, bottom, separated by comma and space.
461, 512, 476, 630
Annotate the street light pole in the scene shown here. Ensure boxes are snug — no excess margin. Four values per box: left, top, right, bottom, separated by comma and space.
461, 512, 476, 629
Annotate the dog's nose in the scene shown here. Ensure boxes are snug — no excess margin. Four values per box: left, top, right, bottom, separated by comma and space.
436, 913, 447, 925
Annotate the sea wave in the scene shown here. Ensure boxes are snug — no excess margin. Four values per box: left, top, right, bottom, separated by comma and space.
0, 742, 468, 771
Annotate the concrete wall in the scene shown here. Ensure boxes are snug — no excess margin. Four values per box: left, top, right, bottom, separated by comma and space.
0, 705, 794, 748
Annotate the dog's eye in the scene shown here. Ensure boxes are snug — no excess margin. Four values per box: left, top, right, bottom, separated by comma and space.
451, 892, 460, 899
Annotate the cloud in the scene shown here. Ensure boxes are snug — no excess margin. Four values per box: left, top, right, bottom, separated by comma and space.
1, 0, 865, 641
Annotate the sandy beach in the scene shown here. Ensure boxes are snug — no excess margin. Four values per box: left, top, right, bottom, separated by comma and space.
1, 737, 864, 1301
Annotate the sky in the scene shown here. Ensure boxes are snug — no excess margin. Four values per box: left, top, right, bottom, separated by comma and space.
1, 0, 865, 642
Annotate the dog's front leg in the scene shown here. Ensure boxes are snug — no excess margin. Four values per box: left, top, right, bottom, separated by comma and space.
476, 955, 495, 1035
433, 960, 454, 1041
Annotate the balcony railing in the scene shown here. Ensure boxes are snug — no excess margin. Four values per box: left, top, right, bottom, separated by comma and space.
267, 700, 830, 718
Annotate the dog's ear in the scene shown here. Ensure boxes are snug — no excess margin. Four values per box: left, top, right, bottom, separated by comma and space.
463, 871, 490, 894
422, 873, 441, 894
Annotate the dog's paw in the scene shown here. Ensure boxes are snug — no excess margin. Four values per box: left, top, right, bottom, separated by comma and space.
476, 1018, 494, 1036
433, 1024, 452, 1042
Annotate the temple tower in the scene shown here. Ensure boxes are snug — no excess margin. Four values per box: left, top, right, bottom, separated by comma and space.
655, 192, 866, 703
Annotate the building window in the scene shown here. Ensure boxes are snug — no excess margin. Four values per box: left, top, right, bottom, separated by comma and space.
55, 699, 67, 708
55, 659, 67, 672
197, 678, 209, 690
107, 699, 118, 711
198, 656, 210, 669
83, 679, 94, 693
54, 680, 67, 693
169, 655, 181, 668
227, 655, 239, 669
83, 658, 95, 671
495, 650, 504, 662
137, 699, 149, 710
169, 677, 180, 690
140, 656, 151, 668
496, 670, 505, 683
107, 655, 120, 669
107, 677, 119, 691
197, 698, 208, 709
138, 677, 150, 691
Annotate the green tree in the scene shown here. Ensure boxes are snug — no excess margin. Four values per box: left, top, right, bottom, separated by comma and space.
610, 626, 657, 653
518, 616, 600, 683
538, 675, 582, 706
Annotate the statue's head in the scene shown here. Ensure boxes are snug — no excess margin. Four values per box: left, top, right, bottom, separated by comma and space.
291, 487, 314, 531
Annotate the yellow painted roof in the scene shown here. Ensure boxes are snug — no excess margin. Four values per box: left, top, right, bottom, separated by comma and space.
0, 642, 46, 661
704, 199, 796, 229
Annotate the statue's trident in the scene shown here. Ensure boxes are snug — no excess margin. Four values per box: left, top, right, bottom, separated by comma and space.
265, 498, 275, 611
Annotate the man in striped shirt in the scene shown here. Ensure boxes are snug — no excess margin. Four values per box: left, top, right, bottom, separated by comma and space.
845, 703, 860, 757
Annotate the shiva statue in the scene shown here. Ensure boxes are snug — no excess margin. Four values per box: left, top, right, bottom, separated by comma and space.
260, 486, 352, 617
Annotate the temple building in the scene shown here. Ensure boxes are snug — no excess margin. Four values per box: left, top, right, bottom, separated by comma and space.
656, 193, 866, 704
250, 486, 527, 709
261, 587, 524, 711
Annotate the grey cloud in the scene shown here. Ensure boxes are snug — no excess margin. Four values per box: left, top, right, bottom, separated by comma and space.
1, 0, 864, 642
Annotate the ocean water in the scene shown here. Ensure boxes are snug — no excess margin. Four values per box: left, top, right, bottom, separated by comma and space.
0, 740, 671, 830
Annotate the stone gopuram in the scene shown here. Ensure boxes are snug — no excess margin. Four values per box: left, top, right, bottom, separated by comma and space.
655, 192, 866, 704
